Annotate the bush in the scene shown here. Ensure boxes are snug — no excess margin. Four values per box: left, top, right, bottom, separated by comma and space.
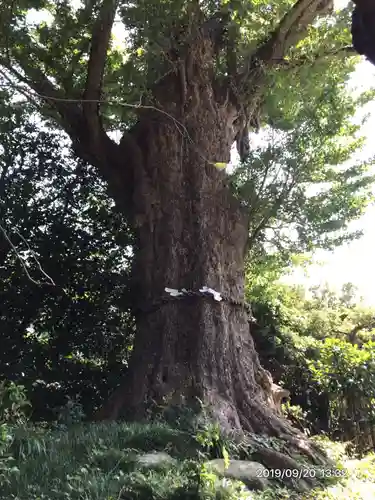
0, 381, 31, 425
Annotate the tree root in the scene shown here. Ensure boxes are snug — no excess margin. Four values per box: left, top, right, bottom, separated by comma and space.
240, 432, 333, 492
251, 445, 317, 491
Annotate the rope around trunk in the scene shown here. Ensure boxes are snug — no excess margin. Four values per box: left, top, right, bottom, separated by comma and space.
135, 287, 256, 322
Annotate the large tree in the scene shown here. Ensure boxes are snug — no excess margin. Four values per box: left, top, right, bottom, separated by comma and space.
0, 0, 365, 447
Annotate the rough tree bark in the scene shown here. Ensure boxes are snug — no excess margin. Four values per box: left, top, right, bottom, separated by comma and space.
1, 0, 340, 457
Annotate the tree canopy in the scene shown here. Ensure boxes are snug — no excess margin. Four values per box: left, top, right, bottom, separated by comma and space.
0, 0, 360, 192
1, 1, 373, 256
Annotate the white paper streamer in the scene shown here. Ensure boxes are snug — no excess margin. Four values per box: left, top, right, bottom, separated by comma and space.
164, 287, 184, 297
199, 285, 222, 302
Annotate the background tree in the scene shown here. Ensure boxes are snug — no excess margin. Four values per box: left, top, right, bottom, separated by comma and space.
0, 84, 134, 420
0, 0, 370, 451
231, 83, 375, 254
247, 263, 375, 454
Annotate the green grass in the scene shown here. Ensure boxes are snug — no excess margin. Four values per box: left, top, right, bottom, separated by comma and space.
0, 421, 204, 499
1, 421, 375, 500
0, 420, 252, 500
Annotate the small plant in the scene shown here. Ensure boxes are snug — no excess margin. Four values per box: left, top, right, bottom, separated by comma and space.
53, 396, 85, 427
194, 415, 232, 464
0, 423, 13, 459
0, 380, 31, 425
0, 381, 28, 492
282, 402, 310, 435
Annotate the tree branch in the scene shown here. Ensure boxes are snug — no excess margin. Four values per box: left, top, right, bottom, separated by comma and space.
255, 0, 333, 63
3, 2, 122, 177
276, 45, 357, 69
0, 61, 82, 135
0, 223, 55, 287
83, 0, 118, 143
200, 10, 231, 52
347, 318, 375, 344
0, 59, 137, 215
0, 2, 139, 215
236, 0, 334, 95
231, 1, 335, 158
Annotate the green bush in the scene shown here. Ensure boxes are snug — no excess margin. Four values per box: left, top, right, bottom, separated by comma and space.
0, 381, 31, 425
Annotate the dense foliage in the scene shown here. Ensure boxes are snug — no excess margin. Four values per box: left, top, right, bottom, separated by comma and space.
247, 263, 375, 452
231, 57, 375, 254
0, 86, 134, 419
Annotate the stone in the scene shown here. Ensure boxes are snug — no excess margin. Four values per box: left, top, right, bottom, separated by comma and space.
136, 451, 176, 468
206, 458, 271, 490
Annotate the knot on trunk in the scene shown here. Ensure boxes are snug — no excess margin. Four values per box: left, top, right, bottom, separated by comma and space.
271, 384, 290, 415
259, 370, 290, 415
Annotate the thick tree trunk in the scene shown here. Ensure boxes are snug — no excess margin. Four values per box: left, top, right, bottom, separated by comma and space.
96, 40, 301, 442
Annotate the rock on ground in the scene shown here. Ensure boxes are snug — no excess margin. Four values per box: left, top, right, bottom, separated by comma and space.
206, 458, 271, 490
136, 451, 177, 468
